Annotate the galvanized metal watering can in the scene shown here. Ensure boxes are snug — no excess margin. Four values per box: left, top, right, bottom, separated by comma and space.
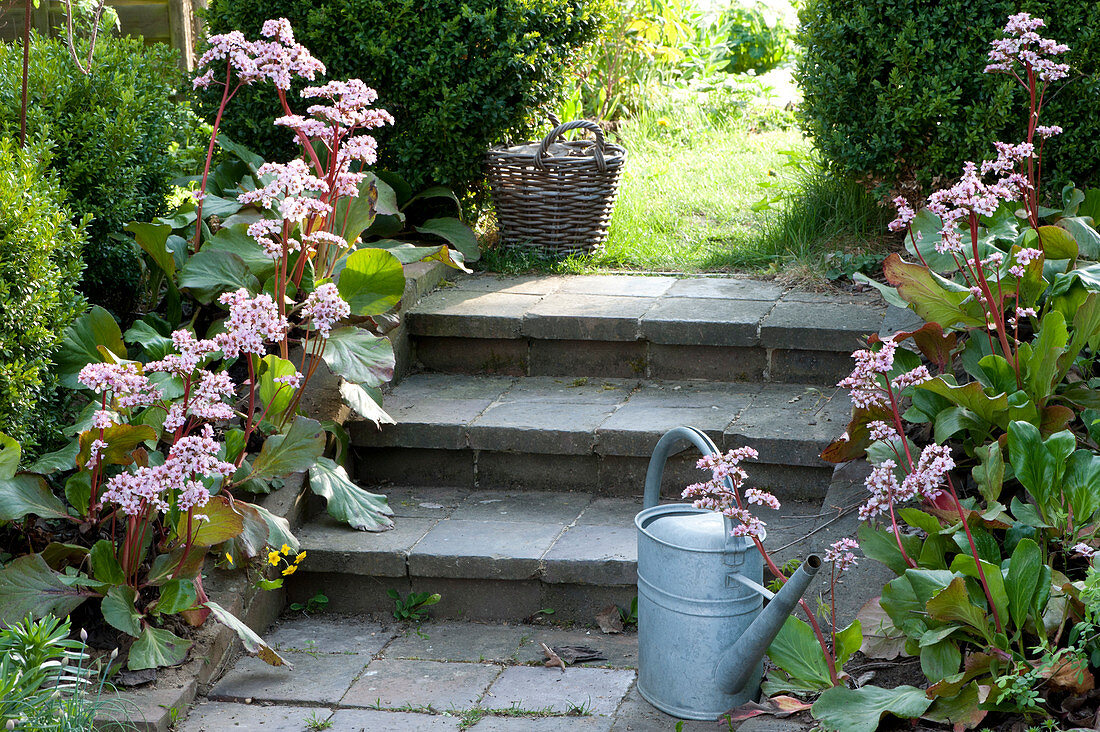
634, 426, 822, 721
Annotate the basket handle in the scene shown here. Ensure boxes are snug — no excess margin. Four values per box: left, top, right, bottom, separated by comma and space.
534, 120, 607, 173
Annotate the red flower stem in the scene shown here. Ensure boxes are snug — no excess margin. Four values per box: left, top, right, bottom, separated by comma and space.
969, 214, 1020, 388
193, 68, 236, 254
889, 500, 918, 569
236, 356, 259, 469
947, 475, 1003, 634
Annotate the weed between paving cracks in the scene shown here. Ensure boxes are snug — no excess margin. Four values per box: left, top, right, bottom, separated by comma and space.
304, 711, 333, 730
455, 701, 593, 730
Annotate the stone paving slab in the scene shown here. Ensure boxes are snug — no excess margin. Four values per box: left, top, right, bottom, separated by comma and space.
523, 294, 652, 342
639, 297, 774, 347
448, 275, 565, 296
296, 515, 437, 577
352, 374, 844, 469
759, 301, 884, 352
556, 274, 678, 298
344, 658, 502, 711
384, 621, 533, 663
208, 650, 368, 705
178, 702, 326, 732
329, 708, 462, 730
542, 525, 637, 585
513, 627, 640, 669
385, 486, 470, 518
266, 616, 394, 655
409, 290, 540, 339
450, 491, 593, 524
485, 666, 636, 716
408, 520, 566, 580
666, 277, 784, 301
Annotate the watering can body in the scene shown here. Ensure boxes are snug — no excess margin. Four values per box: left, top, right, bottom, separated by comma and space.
635, 504, 765, 720
634, 427, 821, 721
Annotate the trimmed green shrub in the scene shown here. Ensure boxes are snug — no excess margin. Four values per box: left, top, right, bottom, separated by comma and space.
796, 0, 1100, 195
0, 138, 85, 452
0, 33, 187, 318
202, 0, 603, 195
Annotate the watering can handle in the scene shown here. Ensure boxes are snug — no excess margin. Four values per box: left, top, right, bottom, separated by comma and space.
643, 426, 738, 539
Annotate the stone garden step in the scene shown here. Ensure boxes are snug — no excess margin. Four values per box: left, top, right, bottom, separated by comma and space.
349, 374, 851, 499
288, 487, 840, 624
406, 274, 885, 385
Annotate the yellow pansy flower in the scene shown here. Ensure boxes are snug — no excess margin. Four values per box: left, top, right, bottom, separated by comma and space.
281, 564, 298, 576
294, 551, 307, 564
268, 550, 281, 566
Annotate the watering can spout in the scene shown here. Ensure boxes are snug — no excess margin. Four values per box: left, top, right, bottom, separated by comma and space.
716, 554, 822, 696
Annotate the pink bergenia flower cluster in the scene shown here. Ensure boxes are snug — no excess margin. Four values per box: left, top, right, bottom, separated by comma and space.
837, 338, 931, 409
193, 18, 326, 91
1073, 543, 1098, 559
859, 444, 955, 520
238, 160, 331, 223
216, 289, 290, 358
825, 538, 859, 572
301, 283, 351, 338
100, 425, 234, 517
984, 13, 1070, 82
888, 197, 915, 233
682, 447, 775, 540
78, 363, 163, 409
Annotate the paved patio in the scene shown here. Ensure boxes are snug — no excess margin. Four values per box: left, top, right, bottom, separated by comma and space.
180, 615, 809, 731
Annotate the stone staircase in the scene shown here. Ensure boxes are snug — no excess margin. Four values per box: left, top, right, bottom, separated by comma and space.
288, 272, 887, 622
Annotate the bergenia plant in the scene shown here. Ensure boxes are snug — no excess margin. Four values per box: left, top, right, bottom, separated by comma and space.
0, 17, 468, 672
805, 14, 1100, 730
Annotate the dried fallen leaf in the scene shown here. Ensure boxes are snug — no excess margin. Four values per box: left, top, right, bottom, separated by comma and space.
1042, 656, 1094, 695
553, 645, 605, 664
855, 598, 907, 660
541, 642, 565, 672
727, 695, 812, 722
595, 605, 623, 634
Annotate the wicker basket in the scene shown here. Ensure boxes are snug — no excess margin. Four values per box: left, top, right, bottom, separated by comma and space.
487, 120, 627, 257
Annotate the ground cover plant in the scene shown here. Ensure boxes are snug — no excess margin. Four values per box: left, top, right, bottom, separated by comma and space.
0, 17, 470, 674
689, 14, 1100, 730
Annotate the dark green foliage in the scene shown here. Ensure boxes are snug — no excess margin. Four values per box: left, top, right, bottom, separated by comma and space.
0, 139, 85, 453
0, 33, 187, 318
202, 0, 602, 195
797, 0, 1100, 195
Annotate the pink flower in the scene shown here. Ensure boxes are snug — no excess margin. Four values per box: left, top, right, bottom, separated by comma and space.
238, 160, 328, 210
728, 507, 767, 540
744, 488, 781, 511
1073, 543, 1098, 559
215, 289, 290, 358
985, 13, 1070, 82
1015, 247, 1043, 265
859, 460, 900, 520
888, 197, 915, 232
86, 439, 108, 471
868, 420, 899, 443
78, 363, 163, 409
92, 410, 115, 430
188, 370, 236, 423
825, 538, 859, 571
273, 372, 303, 389
892, 365, 931, 392
900, 444, 954, 501
696, 447, 758, 482
1036, 125, 1063, 138
146, 330, 219, 376
837, 340, 897, 408
247, 219, 286, 258
301, 283, 350, 338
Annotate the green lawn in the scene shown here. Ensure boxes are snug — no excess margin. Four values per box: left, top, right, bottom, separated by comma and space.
595, 123, 806, 272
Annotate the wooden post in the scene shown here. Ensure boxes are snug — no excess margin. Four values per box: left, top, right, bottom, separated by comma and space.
167, 0, 194, 70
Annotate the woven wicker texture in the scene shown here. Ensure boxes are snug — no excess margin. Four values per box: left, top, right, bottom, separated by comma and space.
487, 120, 627, 257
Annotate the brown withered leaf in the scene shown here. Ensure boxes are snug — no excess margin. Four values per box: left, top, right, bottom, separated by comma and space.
855, 598, 907, 660
595, 605, 623, 634
540, 642, 565, 672
1041, 656, 1094, 695
726, 695, 812, 722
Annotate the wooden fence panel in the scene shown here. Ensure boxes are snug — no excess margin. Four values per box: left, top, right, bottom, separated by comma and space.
0, 0, 200, 69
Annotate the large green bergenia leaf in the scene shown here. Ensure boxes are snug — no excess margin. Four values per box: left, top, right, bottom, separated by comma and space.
1062, 450, 1100, 529
0, 554, 93, 624
178, 249, 260, 304
206, 600, 289, 667
308, 457, 394, 531
203, 224, 278, 282
764, 615, 833, 690
1026, 310, 1068, 402
336, 248, 405, 316
0, 474, 69, 521
415, 217, 480, 262
249, 417, 326, 482
1007, 421, 1075, 512
126, 222, 176, 278
333, 173, 379, 244
925, 578, 993, 641
916, 377, 1008, 426
340, 381, 395, 428
882, 254, 984, 329
813, 685, 932, 732
258, 355, 298, 420
177, 495, 245, 547
128, 627, 191, 670
321, 327, 395, 387
1006, 538, 1042, 631
56, 306, 126, 389
77, 424, 157, 469
102, 586, 142, 637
